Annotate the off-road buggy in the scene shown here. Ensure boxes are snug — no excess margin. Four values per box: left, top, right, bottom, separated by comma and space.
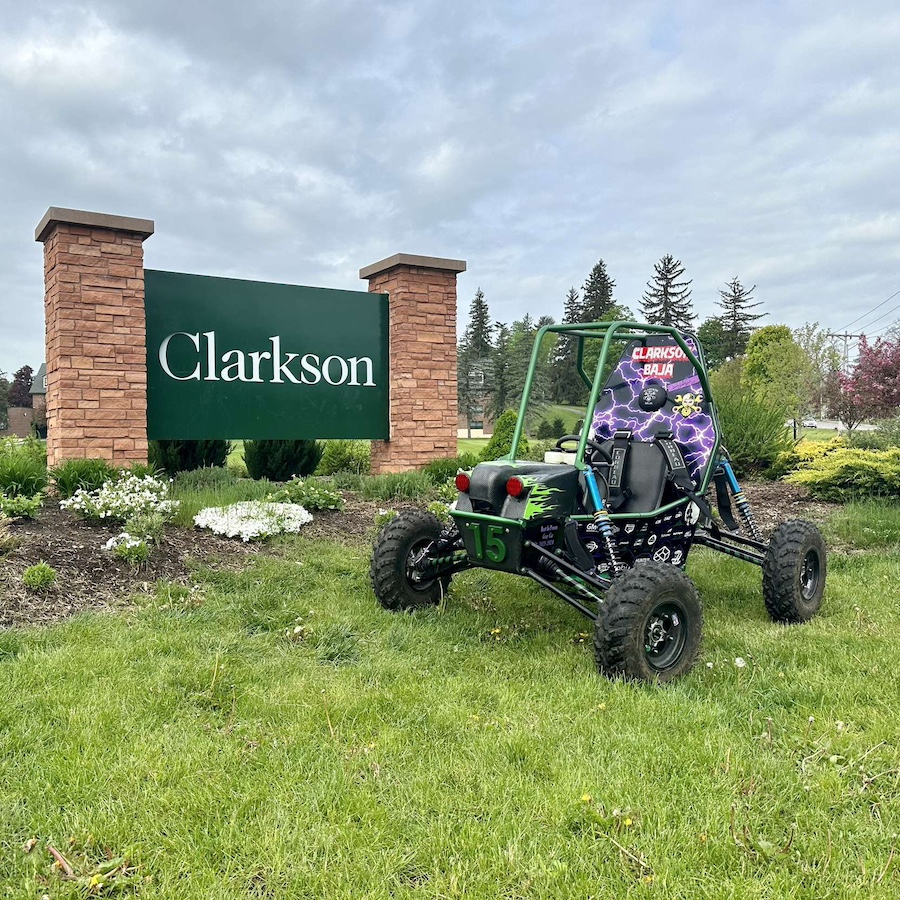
370, 321, 826, 682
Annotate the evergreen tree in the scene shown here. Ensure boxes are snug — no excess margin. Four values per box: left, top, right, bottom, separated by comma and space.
8, 365, 34, 408
716, 277, 765, 358
549, 286, 584, 404
488, 322, 512, 422
640, 255, 695, 330
0, 371, 9, 430
457, 288, 494, 437
581, 259, 616, 322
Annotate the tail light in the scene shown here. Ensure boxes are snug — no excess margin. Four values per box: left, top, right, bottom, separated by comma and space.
455, 472, 471, 492
506, 476, 525, 498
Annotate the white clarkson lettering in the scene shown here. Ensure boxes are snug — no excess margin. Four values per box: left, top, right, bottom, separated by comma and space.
270, 336, 301, 384
159, 332, 201, 381
157, 331, 379, 386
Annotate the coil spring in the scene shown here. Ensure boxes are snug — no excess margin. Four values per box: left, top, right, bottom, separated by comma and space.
594, 509, 624, 577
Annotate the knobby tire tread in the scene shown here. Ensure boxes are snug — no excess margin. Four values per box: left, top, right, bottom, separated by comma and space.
370, 509, 446, 611
762, 519, 826, 624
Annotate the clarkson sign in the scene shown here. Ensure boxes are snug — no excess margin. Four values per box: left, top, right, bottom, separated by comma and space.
145, 270, 389, 440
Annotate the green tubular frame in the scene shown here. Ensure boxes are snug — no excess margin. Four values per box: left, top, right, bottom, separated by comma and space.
505, 321, 723, 513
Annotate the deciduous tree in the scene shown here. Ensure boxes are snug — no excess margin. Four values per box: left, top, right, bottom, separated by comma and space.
8, 365, 33, 408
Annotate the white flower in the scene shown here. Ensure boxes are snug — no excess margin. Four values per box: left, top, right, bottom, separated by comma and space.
734, 657, 747, 669
194, 501, 313, 541
706, 662, 714, 669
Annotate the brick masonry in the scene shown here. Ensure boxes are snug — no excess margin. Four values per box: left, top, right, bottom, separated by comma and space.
36, 208, 154, 468
361, 254, 464, 474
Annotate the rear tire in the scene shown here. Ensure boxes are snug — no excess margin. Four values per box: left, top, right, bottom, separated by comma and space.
370, 510, 450, 611
763, 520, 826, 623
594, 560, 702, 683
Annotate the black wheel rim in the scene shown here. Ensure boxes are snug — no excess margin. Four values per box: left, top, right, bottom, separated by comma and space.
800, 549, 820, 601
406, 538, 436, 593
643, 600, 687, 671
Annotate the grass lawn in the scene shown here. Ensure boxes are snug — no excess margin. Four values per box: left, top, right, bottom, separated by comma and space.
458, 437, 489, 456
2, 502, 900, 897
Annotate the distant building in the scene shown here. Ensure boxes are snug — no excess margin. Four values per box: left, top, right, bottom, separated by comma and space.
30, 362, 47, 412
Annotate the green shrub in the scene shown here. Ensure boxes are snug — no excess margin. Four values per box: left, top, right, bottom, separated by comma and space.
50, 458, 116, 499
174, 467, 239, 491
786, 447, 900, 501
244, 440, 323, 481
149, 440, 231, 474
768, 436, 845, 479
266, 477, 344, 511
125, 511, 166, 545
0, 492, 43, 518
551, 416, 566, 436
712, 386, 794, 476
0, 437, 48, 497
358, 471, 436, 502
316, 440, 371, 476
421, 454, 480, 485
874, 415, 900, 448
536, 419, 554, 439
481, 410, 529, 461
22, 561, 56, 591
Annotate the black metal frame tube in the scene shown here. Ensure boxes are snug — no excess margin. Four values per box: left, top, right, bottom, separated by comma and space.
523, 568, 598, 620
694, 532, 765, 566
523, 540, 611, 594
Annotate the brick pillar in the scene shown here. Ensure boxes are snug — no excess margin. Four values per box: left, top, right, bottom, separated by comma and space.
360, 253, 465, 474
35, 208, 154, 468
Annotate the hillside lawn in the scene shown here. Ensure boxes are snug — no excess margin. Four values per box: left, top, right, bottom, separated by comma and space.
2, 497, 899, 897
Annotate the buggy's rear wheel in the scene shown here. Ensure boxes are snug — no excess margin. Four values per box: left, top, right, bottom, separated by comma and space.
594, 560, 702, 683
763, 520, 826, 623
370, 510, 450, 611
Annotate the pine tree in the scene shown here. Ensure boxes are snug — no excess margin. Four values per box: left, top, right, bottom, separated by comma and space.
716, 277, 765, 358
457, 288, 493, 437
488, 322, 512, 422
581, 259, 616, 322
549, 286, 585, 404
640, 255, 695, 330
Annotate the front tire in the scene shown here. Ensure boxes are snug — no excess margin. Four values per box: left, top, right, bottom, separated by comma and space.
370, 510, 450, 611
594, 560, 702, 683
763, 520, 826, 623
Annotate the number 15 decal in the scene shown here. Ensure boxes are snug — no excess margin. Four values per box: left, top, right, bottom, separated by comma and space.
465, 522, 507, 563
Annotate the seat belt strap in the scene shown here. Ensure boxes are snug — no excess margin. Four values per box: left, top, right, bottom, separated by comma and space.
654, 433, 714, 521
604, 430, 632, 512
714, 468, 741, 532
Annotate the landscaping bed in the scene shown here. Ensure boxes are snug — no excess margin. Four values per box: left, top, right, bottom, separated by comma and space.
0, 494, 381, 629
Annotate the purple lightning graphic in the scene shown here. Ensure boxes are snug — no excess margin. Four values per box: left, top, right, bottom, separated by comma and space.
590, 337, 716, 482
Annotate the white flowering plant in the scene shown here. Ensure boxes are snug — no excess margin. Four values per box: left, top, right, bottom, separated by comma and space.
105, 531, 151, 566
60, 473, 179, 523
193, 501, 313, 541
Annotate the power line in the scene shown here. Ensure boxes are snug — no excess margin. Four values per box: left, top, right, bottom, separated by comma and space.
838, 287, 900, 332
858, 297, 900, 334
826, 331, 864, 370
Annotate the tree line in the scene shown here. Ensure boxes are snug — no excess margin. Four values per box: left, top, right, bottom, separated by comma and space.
458, 255, 900, 432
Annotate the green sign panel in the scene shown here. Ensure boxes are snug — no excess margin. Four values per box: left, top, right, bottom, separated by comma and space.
145, 270, 389, 439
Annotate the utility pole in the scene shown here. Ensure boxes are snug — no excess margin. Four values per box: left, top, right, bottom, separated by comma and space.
826, 332, 864, 371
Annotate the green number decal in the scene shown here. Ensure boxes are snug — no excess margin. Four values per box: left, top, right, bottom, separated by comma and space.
465, 522, 507, 563
485, 525, 507, 563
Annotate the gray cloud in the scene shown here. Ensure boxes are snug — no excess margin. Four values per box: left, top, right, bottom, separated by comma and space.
2, 0, 899, 371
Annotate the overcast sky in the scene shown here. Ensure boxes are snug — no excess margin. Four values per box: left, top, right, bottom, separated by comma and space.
2, 0, 899, 372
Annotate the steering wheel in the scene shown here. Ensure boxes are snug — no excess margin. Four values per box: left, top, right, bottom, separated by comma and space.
555, 435, 613, 464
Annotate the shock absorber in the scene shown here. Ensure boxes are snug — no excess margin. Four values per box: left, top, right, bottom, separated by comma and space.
583, 468, 625, 577
721, 460, 763, 541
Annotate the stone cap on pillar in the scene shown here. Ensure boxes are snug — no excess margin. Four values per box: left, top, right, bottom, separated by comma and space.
36, 207, 155, 243
359, 253, 466, 280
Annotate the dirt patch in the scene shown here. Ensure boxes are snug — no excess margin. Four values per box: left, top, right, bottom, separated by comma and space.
0, 482, 832, 630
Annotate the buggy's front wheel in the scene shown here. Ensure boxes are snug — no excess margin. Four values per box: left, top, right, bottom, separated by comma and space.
370, 510, 450, 611
762, 520, 826, 623
594, 561, 702, 683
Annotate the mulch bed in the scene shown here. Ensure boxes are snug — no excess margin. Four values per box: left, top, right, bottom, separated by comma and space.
0, 482, 833, 630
